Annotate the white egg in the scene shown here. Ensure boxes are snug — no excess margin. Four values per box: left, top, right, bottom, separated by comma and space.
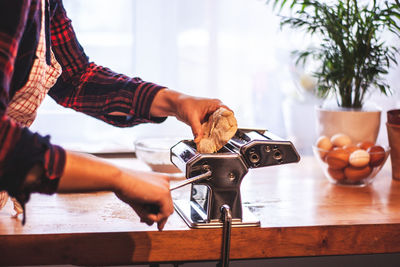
349, 149, 370, 167
331, 133, 352, 147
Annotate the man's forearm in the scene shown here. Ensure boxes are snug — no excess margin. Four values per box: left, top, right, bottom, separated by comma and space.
23, 150, 174, 230
57, 151, 121, 193
150, 88, 180, 118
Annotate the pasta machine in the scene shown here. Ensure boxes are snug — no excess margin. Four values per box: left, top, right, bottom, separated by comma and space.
170, 128, 300, 229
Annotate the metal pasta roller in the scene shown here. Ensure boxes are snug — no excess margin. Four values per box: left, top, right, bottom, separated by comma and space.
170, 128, 300, 228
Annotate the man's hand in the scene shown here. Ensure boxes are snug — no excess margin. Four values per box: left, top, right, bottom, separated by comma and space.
150, 89, 232, 143
114, 169, 174, 231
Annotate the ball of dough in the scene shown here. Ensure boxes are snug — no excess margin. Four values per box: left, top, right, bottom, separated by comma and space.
197, 107, 238, 153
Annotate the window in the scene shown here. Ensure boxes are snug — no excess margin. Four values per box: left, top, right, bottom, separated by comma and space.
30, 0, 400, 155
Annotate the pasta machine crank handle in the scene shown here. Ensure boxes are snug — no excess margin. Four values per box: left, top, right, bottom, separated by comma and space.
170, 170, 212, 191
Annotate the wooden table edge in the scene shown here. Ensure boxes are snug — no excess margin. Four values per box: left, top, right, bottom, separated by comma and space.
1, 223, 400, 265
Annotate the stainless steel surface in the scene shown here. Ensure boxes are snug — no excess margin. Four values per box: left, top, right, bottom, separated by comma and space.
225, 129, 300, 168
173, 200, 260, 228
219, 205, 232, 267
170, 170, 212, 191
170, 129, 300, 229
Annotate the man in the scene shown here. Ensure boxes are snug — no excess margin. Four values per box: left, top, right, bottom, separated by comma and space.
0, 0, 230, 230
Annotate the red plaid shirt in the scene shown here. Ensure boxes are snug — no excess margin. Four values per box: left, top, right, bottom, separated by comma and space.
0, 0, 166, 207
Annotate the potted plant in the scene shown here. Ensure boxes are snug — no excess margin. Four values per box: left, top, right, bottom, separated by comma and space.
268, 0, 400, 143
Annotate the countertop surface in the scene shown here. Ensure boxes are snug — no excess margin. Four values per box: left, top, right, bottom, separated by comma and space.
1, 155, 399, 265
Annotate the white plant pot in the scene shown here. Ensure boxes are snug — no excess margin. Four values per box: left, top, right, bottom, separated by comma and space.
315, 105, 382, 144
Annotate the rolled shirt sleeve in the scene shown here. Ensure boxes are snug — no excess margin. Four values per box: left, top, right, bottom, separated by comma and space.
0, 115, 66, 211
48, 0, 167, 127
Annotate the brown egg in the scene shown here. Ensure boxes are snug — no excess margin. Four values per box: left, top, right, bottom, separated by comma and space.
367, 145, 385, 167
326, 148, 350, 170
316, 136, 333, 159
316, 136, 333, 150
344, 165, 372, 182
356, 141, 375, 151
343, 144, 358, 154
349, 149, 370, 167
331, 133, 352, 147
328, 167, 345, 181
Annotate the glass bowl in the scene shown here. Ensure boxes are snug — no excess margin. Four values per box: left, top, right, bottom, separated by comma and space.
312, 145, 390, 187
134, 137, 182, 174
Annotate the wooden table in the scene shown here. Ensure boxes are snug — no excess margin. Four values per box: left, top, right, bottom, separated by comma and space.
1, 155, 400, 266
